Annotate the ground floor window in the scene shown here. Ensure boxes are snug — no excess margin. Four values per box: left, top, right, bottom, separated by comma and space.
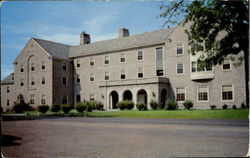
176, 88, 185, 102
41, 95, 46, 104
76, 94, 81, 103
222, 85, 233, 100
30, 95, 35, 104
90, 93, 95, 101
198, 85, 208, 101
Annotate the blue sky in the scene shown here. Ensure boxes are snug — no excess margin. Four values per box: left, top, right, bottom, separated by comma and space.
1, 1, 170, 79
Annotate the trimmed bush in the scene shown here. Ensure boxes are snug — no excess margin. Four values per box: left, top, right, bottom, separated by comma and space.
165, 99, 177, 110
95, 101, 104, 110
76, 103, 86, 112
210, 105, 216, 110
222, 104, 228, 109
136, 103, 147, 111
150, 100, 159, 110
183, 100, 193, 110
51, 103, 61, 112
61, 104, 72, 114
116, 101, 125, 110
232, 105, 237, 109
13, 102, 31, 113
38, 105, 49, 113
116, 100, 134, 110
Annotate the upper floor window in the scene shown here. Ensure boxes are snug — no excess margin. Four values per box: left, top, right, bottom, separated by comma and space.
104, 56, 110, 65
31, 63, 35, 71
191, 61, 197, 72
138, 51, 143, 61
90, 93, 95, 101
30, 94, 35, 105
120, 53, 126, 63
138, 67, 143, 78
177, 63, 184, 74
90, 73, 95, 82
31, 77, 35, 86
76, 74, 80, 83
76, 94, 81, 103
176, 88, 185, 102
42, 61, 46, 70
105, 72, 110, 81
192, 60, 212, 72
198, 85, 208, 101
176, 44, 183, 55
121, 69, 126, 79
42, 76, 46, 85
90, 58, 95, 67
222, 59, 231, 70
62, 77, 68, 86
156, 47, 163, 76
62, 62, 68, 71
76, 60, 80, 68
20, 79, 24, 87
20, 65, 24, 72
222, 85, 233, 101
7, 87, 10, 93
41, 95, 46, 105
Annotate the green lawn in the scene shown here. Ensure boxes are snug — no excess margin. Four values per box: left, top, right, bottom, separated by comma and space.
86, 109, 249, 119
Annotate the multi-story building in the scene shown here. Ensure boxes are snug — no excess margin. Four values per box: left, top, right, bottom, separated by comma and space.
1, 24, 247, 111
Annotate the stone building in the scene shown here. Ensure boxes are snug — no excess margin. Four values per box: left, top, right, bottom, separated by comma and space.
1, 24, 247, 111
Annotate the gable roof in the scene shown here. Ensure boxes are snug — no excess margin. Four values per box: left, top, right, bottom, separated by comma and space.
69, 28, 175, 58
32, 38, 71, 59
1, 73, 14, 85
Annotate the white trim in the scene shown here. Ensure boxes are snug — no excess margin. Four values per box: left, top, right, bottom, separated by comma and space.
104, 55, 110, 65
137, 67, 144, 78
176, 87, 186, 103
120, 53, 126, 63
121, 69, 126, 80
197, 85, 209, 102
137, 50, 144, 61
221, 84, 234, 102
89, 57, 95, 67
176, 43, 184, 56
222, 59, 232, 71
40, 95, 46, 105
176, 63, 184, 75
105, 71, 110, 81
89, 73, 95, 82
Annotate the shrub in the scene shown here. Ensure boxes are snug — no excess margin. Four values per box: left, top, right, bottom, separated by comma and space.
232, 105, 237, 109
183, 100, 193, 110
136, 103, 147, 111
76, 103, 86, 113
86, 104, 93, 112
116, 100, 134, 110
150, 100, 159, 110
210, 105, 216, 110
165, 99, 177, 110
38, 105, 49, 113
222, 104, 228, 110
13, 102, 31, 113
241, 103, 246, 109
116, 101, 125, 110
95, 101, 104, 110
51, 103, 61, 112
61, 104, 72, 114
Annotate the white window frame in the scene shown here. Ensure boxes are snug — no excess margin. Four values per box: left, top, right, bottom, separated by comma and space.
176, 43, 184, 56
120, 53, 126, 63
137, 67, 144, 78
90, 73, 95, 82
221, 85, 234, 102
176, 63, 184, 75
222, 59, 232, 71
41, 61, 46, 71
30, 94, 35, 105
176, 87, 186, 103
121, 69, 126, 80
197, 85, 209, 102
105, 72, 110, 81
137, 50, 144, 61
41, 95, 46, 105
104, 56, 110, 65
90, 58, 95, 67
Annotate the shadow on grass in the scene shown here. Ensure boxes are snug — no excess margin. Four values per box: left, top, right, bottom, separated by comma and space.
1, 135, 22, 146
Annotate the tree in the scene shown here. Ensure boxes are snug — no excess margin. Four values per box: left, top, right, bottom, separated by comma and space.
160, 0, 249, 106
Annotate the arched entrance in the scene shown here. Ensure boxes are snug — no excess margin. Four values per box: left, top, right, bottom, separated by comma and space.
123, 90, 133, 101
110, 91, 119, 109
160, 89, 167, 109
137, 89, 147, 105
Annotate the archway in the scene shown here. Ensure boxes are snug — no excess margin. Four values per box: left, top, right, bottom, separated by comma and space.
160, 89, 167, 109
137, 89, 147, 105
123, 90, 133, 101
110, 91, 119, 109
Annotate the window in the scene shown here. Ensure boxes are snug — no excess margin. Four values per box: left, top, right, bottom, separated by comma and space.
42, 61, 46, 70
198, 85, 208, 101
138, 51, 143, 61
76, 74, 80, 83
177, 63, 184, 74
62, 77, 67, 86
191, 61, 196, 72
120, 53, 126, 63
222, 85, 233, 100
76, 60, 80, 68
7, 99, 9, 106
176, 88, 185, 102
121, 69, 126, 79
76, 94, 81, 103
138, 67, 143, 78
105, 72, 109, 81
223, 59, 231, 70
62, 95, 68, 104
20, 65, 24, 72
31, 63, 35, 71
20, 79, 24, 87
31, 77, 35, 86
195, 60, 212, 72
41, 95, 46, 105
11, 74, 14, 80
90, 93, 95, 101
104, 56, 110, 65
177, 44, 183, 55
90, 73, 94, 82
90, 58, 95, 66
30, 95, 35, 105
7, 87, 9, 93
42, 76, 45, 85
62, 62, 68, 71
156, 47, 164, 76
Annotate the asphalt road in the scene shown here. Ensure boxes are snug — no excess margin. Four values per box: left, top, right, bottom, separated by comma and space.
1, 117, 249, 158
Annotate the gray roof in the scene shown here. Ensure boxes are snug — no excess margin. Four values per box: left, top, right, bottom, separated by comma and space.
33, 38, 71, 59
1, 73, 14, 84
69, 28, 175, 58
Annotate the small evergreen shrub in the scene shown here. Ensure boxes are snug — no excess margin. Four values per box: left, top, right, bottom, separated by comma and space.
61, 104, 72, 114
150, 100, 159, 110
116, 101, 125, 110
116, 100, 135, 110
165, 99, 177, 110
38, 105, 49, 113
183, 100, 193, 110
13, 102, 31, 113
76, 103, 86, 112
232, 105, 237, 109
241, 103, 246, 109
51, 103, 61, 112
86, 104, 93, 112
222, 104, 228, 109
95, 102, 104, 110
136, 103, 147, 111
210, 105, 216, 110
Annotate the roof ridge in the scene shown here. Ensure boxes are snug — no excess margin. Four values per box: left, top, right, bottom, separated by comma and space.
32, 37, 72, 47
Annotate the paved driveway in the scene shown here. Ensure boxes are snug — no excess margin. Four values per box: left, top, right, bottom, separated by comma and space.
2, 117, 249, 158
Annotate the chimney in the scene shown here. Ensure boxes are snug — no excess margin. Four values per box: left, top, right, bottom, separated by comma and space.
119, 28, 129, 38
80, 31, 91, 45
